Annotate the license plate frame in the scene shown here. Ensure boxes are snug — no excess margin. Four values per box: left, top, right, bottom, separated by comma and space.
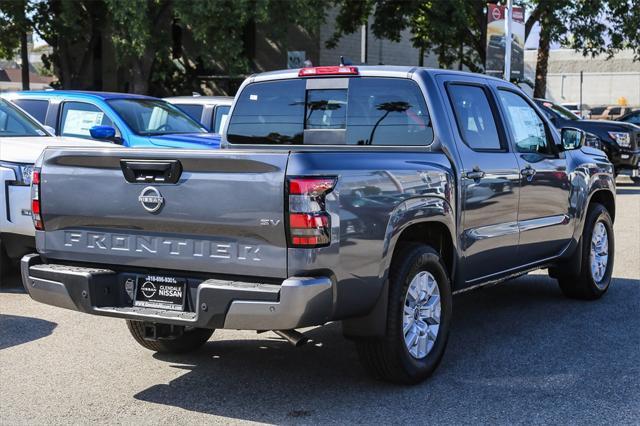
134, 275, 186, 311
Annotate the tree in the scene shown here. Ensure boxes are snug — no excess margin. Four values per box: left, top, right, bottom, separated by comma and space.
328, 0, 487, 70
0, 0, 32, 90
330, 0, 639, 98
2, 0, 327, 95
522, 0, 639, 98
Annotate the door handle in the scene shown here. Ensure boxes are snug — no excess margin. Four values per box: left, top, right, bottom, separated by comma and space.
521, 166, 536, 179
120, 159, 183, 184
465, 167, 485, 180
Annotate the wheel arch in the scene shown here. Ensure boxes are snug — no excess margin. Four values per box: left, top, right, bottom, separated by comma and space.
589, 189, 615, 223
343, 197, 457, 338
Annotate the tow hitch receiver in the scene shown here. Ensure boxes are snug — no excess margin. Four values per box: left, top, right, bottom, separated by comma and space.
143, 323, 185, 341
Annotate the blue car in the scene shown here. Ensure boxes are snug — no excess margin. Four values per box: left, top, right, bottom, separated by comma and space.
1, 91, 221, 149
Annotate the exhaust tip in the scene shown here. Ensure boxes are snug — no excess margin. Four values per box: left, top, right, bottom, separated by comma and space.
274, 329, 309, 347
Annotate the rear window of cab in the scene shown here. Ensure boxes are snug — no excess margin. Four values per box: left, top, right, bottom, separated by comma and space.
226, 78, 433, 146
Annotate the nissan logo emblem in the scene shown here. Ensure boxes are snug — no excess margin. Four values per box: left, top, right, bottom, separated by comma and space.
138, 186, 164, 213
140, 281, 157, 298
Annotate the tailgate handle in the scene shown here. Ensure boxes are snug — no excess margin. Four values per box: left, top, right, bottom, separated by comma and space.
120, 160, 182, 184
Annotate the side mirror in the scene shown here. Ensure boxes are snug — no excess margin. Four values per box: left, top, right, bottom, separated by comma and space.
560, 127, 585, 151
89, 125, 116, 140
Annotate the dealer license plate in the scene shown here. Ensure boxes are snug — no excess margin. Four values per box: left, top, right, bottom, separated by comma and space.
134, 275, 186, 311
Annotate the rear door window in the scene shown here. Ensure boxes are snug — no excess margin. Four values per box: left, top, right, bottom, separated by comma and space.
227, 77, 433, 146
60, 102, 114, 138
13, 99, 49, 123
447, 85, 502, 150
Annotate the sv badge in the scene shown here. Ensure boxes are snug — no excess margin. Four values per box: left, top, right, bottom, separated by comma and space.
259, 219, 281, 226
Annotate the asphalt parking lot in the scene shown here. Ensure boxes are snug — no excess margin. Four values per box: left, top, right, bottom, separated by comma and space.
1, 180, 638, 425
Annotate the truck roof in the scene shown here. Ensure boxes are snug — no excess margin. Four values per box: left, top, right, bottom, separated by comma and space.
249, 65, 508, 84
3, 90, 157, 101
164, 96, 233, 105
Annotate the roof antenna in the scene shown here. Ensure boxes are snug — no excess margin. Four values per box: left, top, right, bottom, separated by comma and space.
340, 56, 353, 66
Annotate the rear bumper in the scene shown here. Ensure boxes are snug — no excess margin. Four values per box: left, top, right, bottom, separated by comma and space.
21, 254, 334, 330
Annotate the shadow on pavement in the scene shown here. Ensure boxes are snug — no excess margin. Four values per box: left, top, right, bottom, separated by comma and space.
133, 275, 640, 423
0, 314, 57, 350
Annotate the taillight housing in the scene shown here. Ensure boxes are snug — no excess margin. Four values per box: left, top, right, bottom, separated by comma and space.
287, 177, 336, 248
31, 168, 44, 230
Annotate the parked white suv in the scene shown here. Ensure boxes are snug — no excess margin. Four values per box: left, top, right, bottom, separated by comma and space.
0, 98, 112, 279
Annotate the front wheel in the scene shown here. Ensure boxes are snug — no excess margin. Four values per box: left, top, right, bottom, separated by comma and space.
126, 320, 214, 354
557, 203, 614, 300
356, 243, 452, 384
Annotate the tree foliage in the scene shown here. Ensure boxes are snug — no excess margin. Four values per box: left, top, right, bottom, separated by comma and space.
0, 0, 27, 59
0, 0, 327, 95
329, 0, 639, 96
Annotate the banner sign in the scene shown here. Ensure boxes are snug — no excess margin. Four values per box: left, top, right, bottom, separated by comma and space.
486, 4, 525, 80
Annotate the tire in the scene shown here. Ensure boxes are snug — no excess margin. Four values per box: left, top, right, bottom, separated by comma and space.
557, 203, 614, 300
126, 320, 214, 354
632, 176, 640, 185
355, 243, 452, 384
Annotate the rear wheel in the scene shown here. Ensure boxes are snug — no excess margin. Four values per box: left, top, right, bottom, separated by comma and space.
126, 320, 214, 353
557, 203, 614, 300
356, 244, 452, 384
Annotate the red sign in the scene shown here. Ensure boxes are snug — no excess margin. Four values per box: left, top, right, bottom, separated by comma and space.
491, 6, 501, 21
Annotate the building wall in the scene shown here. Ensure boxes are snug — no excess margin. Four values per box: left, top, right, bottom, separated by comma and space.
253, 24, 320, 71
318, 9, 439, 67
524, 49, 640, 107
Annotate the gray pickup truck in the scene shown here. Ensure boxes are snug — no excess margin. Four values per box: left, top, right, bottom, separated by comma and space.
22, 66, 616, 384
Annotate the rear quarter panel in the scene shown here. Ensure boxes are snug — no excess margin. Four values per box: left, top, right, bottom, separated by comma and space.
286, 151, 455, 319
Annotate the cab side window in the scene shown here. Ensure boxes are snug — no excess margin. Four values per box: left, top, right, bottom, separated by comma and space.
60, 102, 114, 138
498, 90, 551, 155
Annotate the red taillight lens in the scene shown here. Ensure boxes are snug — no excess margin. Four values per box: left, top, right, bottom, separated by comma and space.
289, 178, 336, 196
290, 213, 329, 229
298, 66, 359, 77
287, 177, 336, 248
31, 167, 43, 230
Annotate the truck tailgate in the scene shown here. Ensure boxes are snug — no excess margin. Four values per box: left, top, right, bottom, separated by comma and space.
37, 148, 289, 279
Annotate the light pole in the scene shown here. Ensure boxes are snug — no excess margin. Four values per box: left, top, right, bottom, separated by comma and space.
504, 0, 512, 81
360, 21, 368, 64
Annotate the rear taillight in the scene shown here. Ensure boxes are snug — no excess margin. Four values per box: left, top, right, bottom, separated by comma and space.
31, 168, 43, 230
287, 177, 336, 248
